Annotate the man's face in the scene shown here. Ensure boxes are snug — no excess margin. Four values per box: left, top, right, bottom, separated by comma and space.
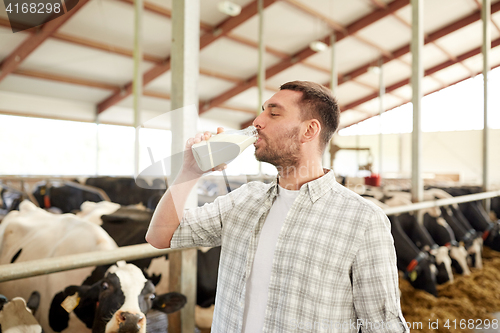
253, 90, 304, 168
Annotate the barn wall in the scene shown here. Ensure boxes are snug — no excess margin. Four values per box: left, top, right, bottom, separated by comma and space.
333, 129, 500, 186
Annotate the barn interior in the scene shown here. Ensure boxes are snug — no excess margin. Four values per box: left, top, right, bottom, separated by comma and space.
1, 0, 500, 332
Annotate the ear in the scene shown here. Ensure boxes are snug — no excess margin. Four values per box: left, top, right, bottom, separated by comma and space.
301, 119, 321, 144
26, 291, 41, 315
49, 283, 101, 331
152, 292, 187, 314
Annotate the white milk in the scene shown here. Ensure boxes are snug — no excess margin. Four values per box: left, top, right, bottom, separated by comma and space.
191, 126, 258, 172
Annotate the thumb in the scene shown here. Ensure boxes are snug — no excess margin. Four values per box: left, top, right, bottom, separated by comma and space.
217, 127, 224, 134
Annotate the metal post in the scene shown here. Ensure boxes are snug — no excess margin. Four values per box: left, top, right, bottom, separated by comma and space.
330, 33, 337, 95
257, 0, 264, 175
132, 0, 143, 178
95, 118, 100, 175
399, 133, 403, 175
170, 0, 199, 331
378, 58, 384, 177
482, 0, 491, 212
324, 32, 337, 169
411, 0, 423, 205
356, 134, 360, 175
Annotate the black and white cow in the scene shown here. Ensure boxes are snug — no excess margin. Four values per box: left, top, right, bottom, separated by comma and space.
77, 201, 220, 330
32, 181, 103, 213
0, 201, 186, 333
49, 262, 186, 333
84, 177, 166, 210
379, 194, 453, 285
383, 191, 471, 277
433, 186, 500, 251
363, 197, 438, 296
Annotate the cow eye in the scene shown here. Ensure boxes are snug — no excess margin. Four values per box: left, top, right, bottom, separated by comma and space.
148, 294, 155, 301
101, 282, 109, 290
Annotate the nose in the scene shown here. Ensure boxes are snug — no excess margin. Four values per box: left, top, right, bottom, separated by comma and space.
116, 311, 145, 333
253, 113, 264, 129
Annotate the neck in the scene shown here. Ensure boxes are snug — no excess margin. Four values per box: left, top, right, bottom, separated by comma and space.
277, 158, 325, 191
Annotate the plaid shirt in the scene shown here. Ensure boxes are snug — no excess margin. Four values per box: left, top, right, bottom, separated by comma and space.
171, 170, 408, 333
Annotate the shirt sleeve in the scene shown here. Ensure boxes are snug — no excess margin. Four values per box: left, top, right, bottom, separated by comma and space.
170, 183, 245, 249
352, 208, 409, 333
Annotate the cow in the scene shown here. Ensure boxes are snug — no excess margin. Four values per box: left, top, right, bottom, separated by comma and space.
76, 201, 220, 330
363, 197, 438, 296
0, 201, 186, 333
380, 195, 453, 284
32, 181, 103, 213
492, 195, 500, 221
460, 200, 500, 252
0, 294, 42, 333
84, 177, 165, 210
49, 261, 186, 333
431, 186, 500, 251
382, 191, 472, 275
423, 189, 483, 269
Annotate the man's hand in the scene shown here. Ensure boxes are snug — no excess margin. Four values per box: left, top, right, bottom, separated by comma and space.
183, 127, 227, 176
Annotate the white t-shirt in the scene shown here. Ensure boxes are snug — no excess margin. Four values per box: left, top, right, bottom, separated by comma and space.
242, 185, 300, 333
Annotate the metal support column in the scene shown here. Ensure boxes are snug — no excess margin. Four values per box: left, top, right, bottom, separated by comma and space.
378, 58, 384, 177
132, 0, 143, 178
482, 0, 491, 212
95, 118, 100, 175
330, 33, 337, 95
324, 32, 337, 169
257, 0, 264, 174
411, 0, 423, 204
257, 0, 265, 115
169, 0, 199, 331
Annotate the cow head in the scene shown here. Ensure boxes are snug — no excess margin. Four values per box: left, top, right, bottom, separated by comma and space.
49, 262, 187, 333
0, 296, 42, 333
404, 252, 438, 297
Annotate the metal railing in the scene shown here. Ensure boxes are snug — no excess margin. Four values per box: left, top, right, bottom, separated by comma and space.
0, 190, 498, 283
383, 189, 500, 216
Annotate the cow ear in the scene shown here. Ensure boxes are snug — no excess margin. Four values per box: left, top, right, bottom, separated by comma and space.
49, 284, 100, 331
49, 286, 86, 332
26, 291, 41, 315
72, 282, 102, 329
152, 292, 187, 314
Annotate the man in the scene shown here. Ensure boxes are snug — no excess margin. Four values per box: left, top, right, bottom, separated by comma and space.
146, 81, 408, 333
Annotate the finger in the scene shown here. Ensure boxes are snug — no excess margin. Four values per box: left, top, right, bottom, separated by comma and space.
193, 132, 204, 144
186, 137, 195, 148
217, 127, 224, 134
204, 131, 211, 140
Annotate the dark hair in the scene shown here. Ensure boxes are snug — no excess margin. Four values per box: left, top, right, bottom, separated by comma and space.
280, 81, 340, 152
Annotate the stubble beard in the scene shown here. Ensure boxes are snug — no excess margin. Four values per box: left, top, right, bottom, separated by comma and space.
255, 126, 301, 173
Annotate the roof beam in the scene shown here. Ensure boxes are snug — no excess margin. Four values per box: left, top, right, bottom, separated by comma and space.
0, 0, 91, 83
12, 69, 255, 111
335, 1, 500, 86
117, 0, 290, 60
201, 0, 410, 114
391, 12, 475, 77
340, 61, 500, 130
282, 0, 400, 59
0, 17, 165, 64
340, 37, 500, 111
471, 0, 500, 34
97, 0, 278, 114
13, 69, 121, 92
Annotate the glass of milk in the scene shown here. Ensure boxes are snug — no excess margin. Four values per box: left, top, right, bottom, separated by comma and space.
191, 126, 258, 172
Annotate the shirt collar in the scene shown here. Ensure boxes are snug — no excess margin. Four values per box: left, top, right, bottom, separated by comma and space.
267, 168, 336, 203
